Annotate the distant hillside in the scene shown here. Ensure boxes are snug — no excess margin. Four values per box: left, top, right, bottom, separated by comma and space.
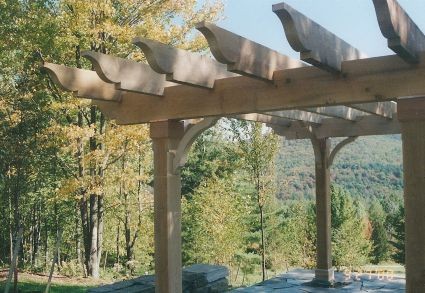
276, 135, 403, 202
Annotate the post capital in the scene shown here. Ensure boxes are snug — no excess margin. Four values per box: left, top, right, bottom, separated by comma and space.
150, 120, 184, 139
397, 97, 425, 122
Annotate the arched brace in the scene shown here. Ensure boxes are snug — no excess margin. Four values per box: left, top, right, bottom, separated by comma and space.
172, 117, 219, 174
328, 136, 358, 167
311, 135, 358, 168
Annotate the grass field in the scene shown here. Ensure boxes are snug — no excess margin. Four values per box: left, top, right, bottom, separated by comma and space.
0, 272, 102, 293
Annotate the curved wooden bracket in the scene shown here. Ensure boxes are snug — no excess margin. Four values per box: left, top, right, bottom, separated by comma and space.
41, 62, 122, 102
372, 0, 425, 63
197, 21, 305, 80
273, 2, 366, 73
81, 51, 172, 96
133, 37, 235, 88
328, 136, 358, 167
172, 117, 219, 174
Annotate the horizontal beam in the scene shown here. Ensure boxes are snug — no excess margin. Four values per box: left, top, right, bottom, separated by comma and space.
82, 51, 173, 96
90, 52, 425, 124
373, 0, 425, 63
133, 37, 236, 88
349, 101, 397, 119
273, 2, 366, 73
303, 106, 363, 121
272, 115, 401, 139
196, 22, 306, 80
265, 110, 324, 124
233, 113, 292, 126
42, 63, 122, 101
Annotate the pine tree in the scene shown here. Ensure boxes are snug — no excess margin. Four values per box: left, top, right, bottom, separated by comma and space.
389, 204, 405, 264
369, 201, 390, 264
331, 186, 372, 270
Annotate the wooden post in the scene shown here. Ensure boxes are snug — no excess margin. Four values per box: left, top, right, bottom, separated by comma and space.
311, 138, 334, 285
398, 97, 425, 293
150, 120, 184, 293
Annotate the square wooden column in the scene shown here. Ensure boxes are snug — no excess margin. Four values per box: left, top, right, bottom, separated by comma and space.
398, 98, 425, 293
150, 120, 184, 293
311, 138, 334, 284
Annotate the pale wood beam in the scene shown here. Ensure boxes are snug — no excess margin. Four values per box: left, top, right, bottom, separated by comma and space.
349, 101, 397, 119
81, 51, 173, 96
196, 21, 306, 80
373, 0, 425, 63
303, 106, 364, 121
310, 137, 334, 285
133, 37, 236, 88
42, 63, 122, 101
150, 120, 184, 293
233, 113, 292, 127
91, 52, 425, 124
273, 2, 367, 73
265, 110, 324, 124
272, 115, 401, 139
397, 97, 425, 293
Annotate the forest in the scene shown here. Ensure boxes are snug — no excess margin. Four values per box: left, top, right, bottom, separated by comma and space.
0, 0, 405, 291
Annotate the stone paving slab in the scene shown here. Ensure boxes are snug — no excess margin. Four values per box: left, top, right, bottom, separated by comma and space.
231, 269, 405, 292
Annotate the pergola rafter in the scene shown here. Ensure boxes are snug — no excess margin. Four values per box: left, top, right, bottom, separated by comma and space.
41, 1, 425, 292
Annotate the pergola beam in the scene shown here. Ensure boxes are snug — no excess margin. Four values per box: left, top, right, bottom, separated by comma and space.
349, 101, 396, 119
272, 115, 401, 139
196, 22, 306, 80
233, 113, 292, 127
373, 0, 425, 63
81, 51, 173, 96
42, 63, 122, 101
273, 2, 366, 73
133, 38, 236, 88
265, 110, 324, 124
303, 106, 363, 121
88, 52, 425, 124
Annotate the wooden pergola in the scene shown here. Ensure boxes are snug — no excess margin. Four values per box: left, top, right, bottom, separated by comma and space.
42, 1, 425, 292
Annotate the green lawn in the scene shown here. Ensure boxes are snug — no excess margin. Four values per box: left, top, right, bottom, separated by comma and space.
0, 277, 96, 293
0, 282, 92, 293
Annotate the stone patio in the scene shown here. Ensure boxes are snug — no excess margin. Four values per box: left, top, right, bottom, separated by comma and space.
231, 269, 405, 292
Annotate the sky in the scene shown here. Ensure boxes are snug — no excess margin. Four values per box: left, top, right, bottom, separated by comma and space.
216, 0, 425, 59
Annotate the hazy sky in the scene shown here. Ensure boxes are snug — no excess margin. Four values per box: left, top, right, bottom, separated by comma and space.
217, 0, 425, 59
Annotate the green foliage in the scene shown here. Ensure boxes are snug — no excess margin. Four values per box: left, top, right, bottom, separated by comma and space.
389, 204, 405, 264
277, 136, 403, 201
181, 125, 240, 197
331, 186, 372, 270
182, 176, 247, 266
275, 202, 316, 269
369, 201, 390, 264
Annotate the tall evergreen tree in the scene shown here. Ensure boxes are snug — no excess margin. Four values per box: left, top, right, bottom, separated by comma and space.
331, 186, 372, 270
389, 204, 405, 264
369, 201, 390, 264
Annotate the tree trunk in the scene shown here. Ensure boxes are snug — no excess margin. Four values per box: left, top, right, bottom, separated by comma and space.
44, 228, 62, 293
4, 227, 23, 293
116, 222, 120, 265
88, 105, 99, 278
259, 205, 266, 282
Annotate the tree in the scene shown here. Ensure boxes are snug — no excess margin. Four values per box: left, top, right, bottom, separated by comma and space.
389, 204, 405, 264
230, 120, 279, 282
0, 0, 224, 279
331, 186, 372, 270
369, 201, 390, 264
182, 176, 246, 267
